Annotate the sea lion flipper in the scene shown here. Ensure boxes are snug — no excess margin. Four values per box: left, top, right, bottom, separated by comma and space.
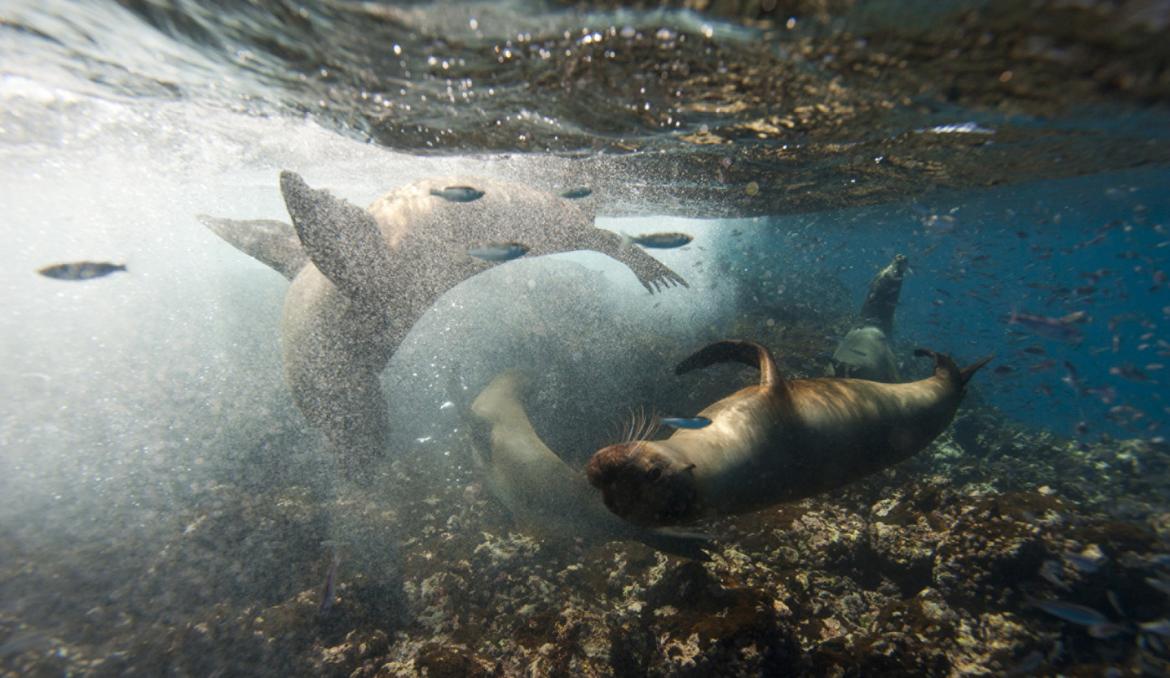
675, 340, 783, 389
913, 348, 993, 387
197, 215, 308, 280
279, 171, 394, 303
583, 229, 688, 294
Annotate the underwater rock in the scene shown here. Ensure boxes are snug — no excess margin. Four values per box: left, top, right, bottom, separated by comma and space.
611, 561, 800, 675
785, 505, 870, 572
932, 494, 1051, 609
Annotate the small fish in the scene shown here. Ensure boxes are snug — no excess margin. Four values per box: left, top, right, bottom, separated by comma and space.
1088, 622, 1127, 639
623, 232, 693, 249
1140, 619, 1170, 637
1007, 310, 1088, 342
38, 261, 126, 280
468, 242, 529, 262
659, 416, 712, 430
431, 186, 485, 202
1039, 560, 1069, 589
0, 631, 50, 658
993, 365, 1016, 376
1005, 650, 1045, 677
319, 549, 342, 614
1146, 576, 1170, 596
559, 187, 592, 199
1110, 364, 1150, 382
1034, 600, 1112, 627
1062, 361, 1085, 394
1064, 549, 1106, 574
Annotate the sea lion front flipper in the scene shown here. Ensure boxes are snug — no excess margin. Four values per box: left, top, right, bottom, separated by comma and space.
279, 171, 395, 304
197, 215, 308, 280
578, 229, 688, 294
675, 340, 784, 389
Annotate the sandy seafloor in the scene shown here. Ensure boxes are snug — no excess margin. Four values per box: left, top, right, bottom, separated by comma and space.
3, 308, 1169, 678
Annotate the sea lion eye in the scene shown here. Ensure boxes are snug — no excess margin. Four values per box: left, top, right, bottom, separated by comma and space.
647, 468, 662, 481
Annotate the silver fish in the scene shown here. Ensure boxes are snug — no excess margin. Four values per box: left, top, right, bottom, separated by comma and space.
319, 549, 341, 614
468, 241, 529, 262
1007, 310, 1087, 342
624, 232, 693, 249
38, 261, 126, 280
1035, 600, 1111, 627
431, 186, 485, 202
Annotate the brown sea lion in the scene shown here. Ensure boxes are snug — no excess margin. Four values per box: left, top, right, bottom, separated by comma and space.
466, 370, 709, 559
586, 339, 990, 527
200, 172, 686, 471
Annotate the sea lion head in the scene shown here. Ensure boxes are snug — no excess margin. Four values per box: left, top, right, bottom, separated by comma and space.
586, 441, 702, 527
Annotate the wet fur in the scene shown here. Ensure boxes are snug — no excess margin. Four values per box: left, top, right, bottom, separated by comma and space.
587, 340, 989, 527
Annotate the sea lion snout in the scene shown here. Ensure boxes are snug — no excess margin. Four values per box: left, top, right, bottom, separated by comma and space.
586, 443, 701, 527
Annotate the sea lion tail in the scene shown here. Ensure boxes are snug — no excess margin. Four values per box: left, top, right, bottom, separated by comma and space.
675, 340, 783, 389
914, 349, 993, 387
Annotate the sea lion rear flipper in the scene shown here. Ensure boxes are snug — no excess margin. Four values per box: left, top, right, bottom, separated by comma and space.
913, 348, 993, 387
197, 215, 308, 280
279, 171, 395, 304
675, 340, 783, 389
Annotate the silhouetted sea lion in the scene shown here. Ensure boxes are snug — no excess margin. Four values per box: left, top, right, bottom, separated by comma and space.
200, 172, 687, 470
467, 370, 708, 559
586, 339, 990, 527
832, 253, 909, 382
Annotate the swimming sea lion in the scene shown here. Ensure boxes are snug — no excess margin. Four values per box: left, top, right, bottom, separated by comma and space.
586, 339, 990, 527
201, 172, 687, 471
831, 326, 900, 382
831, 254, 909, 382
466, 370, 709, 559
859, 253, 908, 336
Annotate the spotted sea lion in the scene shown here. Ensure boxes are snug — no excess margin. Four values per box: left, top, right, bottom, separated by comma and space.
586, 339, 990, 527
466, 370, 709, 559
201, 172, 687, 471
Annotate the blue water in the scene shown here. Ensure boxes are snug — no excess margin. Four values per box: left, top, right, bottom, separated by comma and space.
3, 1, 1170, 675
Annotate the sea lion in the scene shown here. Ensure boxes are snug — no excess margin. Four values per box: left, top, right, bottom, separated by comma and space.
201, 172, 687, 471
831, 326, 900, 382
831, 254, 909, 382
466, 370, 709, 559
859, 253, 908, 336
586, 339, 990, 527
